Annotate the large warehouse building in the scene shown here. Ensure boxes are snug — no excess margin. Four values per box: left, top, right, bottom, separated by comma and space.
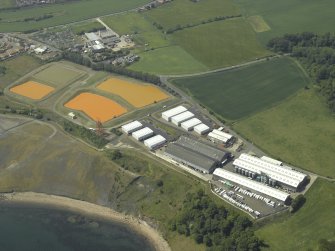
213, 169, 290, 202
181, 118, 202, 131
171, 111, 195, 126
121, 121, 143, 134
208, 129, 234, 144
233, 153, 307, 191
164, 136, 230, 174
144, 135, 167, 150
132, 127, 154, 141
162, 106, 187, 121
194, 123, 211, 135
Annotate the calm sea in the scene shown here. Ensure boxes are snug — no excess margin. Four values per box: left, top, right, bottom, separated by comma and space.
0, 202, 155, 251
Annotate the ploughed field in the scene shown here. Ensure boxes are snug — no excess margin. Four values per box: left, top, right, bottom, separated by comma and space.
10, 81, 55, 100
172, 57, 309, 120
97, 78, 169, 108
64, 92, 127, 123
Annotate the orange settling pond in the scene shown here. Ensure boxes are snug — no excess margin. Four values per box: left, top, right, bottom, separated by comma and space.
10, 81, 55, 100
64, 92, 127, 123
97, 78, 169, 108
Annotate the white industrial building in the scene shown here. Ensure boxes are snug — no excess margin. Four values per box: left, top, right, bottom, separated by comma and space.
132, 127, 154, 141
161, 106, 187, 121
144, 135, 167, 150
233, 153, 307, 190
121, 121, 143, 134
171, 111, 194, 126
213, 169, 290, 202
181, 118, 202, 131
208, 129, 234, 144
194, 123, 211, 135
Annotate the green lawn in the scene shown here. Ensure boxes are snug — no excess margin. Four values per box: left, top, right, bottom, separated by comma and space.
172, 57, 308, 120
129, 45, 208, 75
233, 90, 335, 178
144, 0, 240, 30
0, 0, 148, 32
256, 179, 335, 251
0, 55, 42, 89
172, 18, 270, 69
235, 0, 335, 44
103, 12, 170, 49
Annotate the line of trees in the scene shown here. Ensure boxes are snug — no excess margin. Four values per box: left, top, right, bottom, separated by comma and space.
0, 65, 6, 75
170, 190, 262, 251
267, 32, 335, 112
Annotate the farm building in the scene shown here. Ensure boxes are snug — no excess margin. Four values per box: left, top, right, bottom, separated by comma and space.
181, 118, 202, 131
171, 111, 194, 126
161, 105, 187, 121
164, 136, 229, 174
144, 135, 167, 150
121, 121, 143, 134
213, 169, 290, 202
68, 112, 76, 119
132, 127, 154, 141
233, 153, 307, 191
194, 123, 211, 135
85, 32, 100, 42
208, 129, 234, 144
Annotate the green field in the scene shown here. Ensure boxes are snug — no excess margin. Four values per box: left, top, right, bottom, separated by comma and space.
0, 0, 148, 32
33, 64, 85, 87
144, 0, 240, 30
256, 179, 335, 251
172, 57, 309, 120
233, 90, 335, 177
71, 21, 105, 35
172, 18, 270, 69
235, 0, 335, 44
129, 45, 208, 75
0, 55, 42, 89
0, 0, 15, 9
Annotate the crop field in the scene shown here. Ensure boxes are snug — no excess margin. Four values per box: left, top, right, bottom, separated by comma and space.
9, 81, 55, 100
64, 92, 127, 123
233, 90, 335, 178
97, 77, 169, 108
0, 0, 148, 32
172, 57, 309, 120
0, 55, 42, 89
143, 0, 240, 30
172, 18, 270, 69
256, 179, 335, 251
235, 0, 335, 44
33, 64, 85, 88
247, 15, 270, 33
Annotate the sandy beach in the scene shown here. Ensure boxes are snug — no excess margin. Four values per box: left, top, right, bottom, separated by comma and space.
1, 192, 171, 251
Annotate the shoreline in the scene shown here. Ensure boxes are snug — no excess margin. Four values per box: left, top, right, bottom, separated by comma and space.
1, 192, 171, 251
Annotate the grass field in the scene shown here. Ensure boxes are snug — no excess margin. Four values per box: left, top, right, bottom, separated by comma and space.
172, 18, 270, 69
235, 0, 335, 44
0, 0, 148, 32
0, 0, 15, 9
256, 179, 335, 251
0, 55, 42, 89
97, 77, 169, 108
64, 92, 127, 123
172, 57, 309, 120
247, 15, 270, 33
129, 45, 208, 75
71, 21, 105, 35
33, 64, 85, 87
233, 90, 335, 178
10, 81, 55, 100
144, 0, 240, 30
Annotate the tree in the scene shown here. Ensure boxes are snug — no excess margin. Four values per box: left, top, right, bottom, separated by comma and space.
290, 194, 306, 213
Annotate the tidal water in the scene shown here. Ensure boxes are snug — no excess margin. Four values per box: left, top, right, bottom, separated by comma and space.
0, 202, 155, 251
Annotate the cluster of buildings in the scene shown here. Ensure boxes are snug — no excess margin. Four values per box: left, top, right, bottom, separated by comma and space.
121, 120, 167, 150
138, 0, 171, 12
16, 0, 55, 7
162, 105, 211, 135
0, 34, 26, 61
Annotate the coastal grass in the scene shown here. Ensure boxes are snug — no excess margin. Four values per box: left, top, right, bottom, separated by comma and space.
256, 179, 335, 251
233, 90, 335, 178
129, 45, 208, 75
0, 0, 148, 32
143, 0, 240, 30
235, 0, 335, 44
0, 54, 42, 89
172, 18, 270, 69
172, 57, 309, 120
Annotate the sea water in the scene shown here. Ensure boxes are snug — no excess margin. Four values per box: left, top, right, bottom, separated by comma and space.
0, 202, 155, 251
